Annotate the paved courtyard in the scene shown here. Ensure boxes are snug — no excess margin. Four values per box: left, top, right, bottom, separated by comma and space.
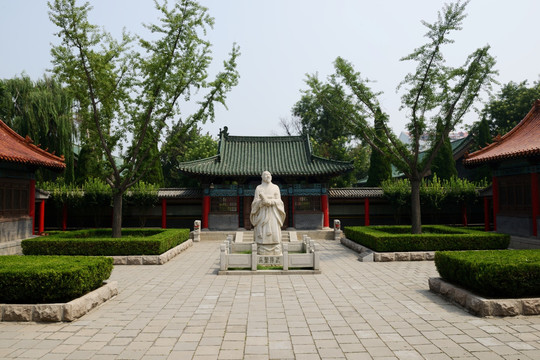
1, 239, 540, 360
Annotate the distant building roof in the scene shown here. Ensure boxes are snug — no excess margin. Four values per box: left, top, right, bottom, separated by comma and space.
178, 128, 353, 178
158, 188, 203, 199
464, 100, 540, 166
0, 119, 66, 171
329, 187, 384, 198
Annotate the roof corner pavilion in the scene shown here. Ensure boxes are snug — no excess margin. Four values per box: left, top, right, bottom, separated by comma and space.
176, 128, 353, 230
464, 100, 540, 239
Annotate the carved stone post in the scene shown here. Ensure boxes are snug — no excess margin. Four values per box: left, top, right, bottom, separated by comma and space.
282, 243, 289, 271
193, 220, 201, 242
334, 219, 342, 241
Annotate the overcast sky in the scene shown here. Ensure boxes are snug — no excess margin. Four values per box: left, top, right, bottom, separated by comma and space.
1, 0, 539, 138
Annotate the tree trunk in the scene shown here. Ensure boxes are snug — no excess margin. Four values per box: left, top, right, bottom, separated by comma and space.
112, 192, 123, 238
411, 178, 422, 234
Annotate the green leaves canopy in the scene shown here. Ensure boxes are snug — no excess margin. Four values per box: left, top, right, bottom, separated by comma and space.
48, 0, 240, 236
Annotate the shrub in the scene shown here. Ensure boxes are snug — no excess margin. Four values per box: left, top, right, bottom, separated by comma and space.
343, 225, 509, 252
435, 250, 540, 298
0, 256, 113, 304
22, 228, 190, 256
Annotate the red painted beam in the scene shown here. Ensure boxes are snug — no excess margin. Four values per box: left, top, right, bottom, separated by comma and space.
321, 194, 329, 228
202, 195, 210, 229
161, 198, 167, 229
38, 200, 45, 234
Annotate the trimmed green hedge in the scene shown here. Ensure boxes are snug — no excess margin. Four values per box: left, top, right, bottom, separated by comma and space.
435, 250, 540, 298
343, 225, 509, 252
0, 256, 113, 303
22, 228, 190, 256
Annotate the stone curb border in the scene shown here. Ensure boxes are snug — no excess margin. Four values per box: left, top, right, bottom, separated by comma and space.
0, 281, 118, 322
340, 237, 434, 262
111, 239, 193, 265
429, 277, 540, 317
218, 270, 321, 275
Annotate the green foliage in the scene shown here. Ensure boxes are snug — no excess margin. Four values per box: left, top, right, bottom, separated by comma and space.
82, 178, 112, 207
306, 1, 497, 233
435, 250, 540, 298
39, 179, 84, 208
22, 228, 190, 256
344, 225, 510, 252
74, 143, 108, 185
48, 0, 240, 236
366, 116, 392, 186
161, 124, 218, 187
480, 80, 540, 136
381, 176, 483, 213
0, 256, 113, 303
292, 78, 359, 186
123, 182, 159, 207
428, 119, 457, 180
0, 76, 76, 183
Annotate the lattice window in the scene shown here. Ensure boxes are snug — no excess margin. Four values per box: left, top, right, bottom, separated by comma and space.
211, 196, 237, 213
499, 174, 531, 215
0, 179, 30, 218
294, 196, 321, 212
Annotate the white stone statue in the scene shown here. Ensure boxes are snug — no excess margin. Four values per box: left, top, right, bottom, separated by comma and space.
250, 171, 286, 255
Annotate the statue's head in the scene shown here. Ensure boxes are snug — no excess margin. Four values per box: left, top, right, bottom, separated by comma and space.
261, 171, 272, 183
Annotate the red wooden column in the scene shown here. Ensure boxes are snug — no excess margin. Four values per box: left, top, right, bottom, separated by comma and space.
38, 200, 45, 234
29, 179, 36, 235
202, 195, 211, 229
161, 198, 167, 229
62, 203, 68, 231
484, 197, 490, 231
531, 172, 539, 237
321, 194, 329, 228
492, 176, 499, 231
364, 198, 370, 226
461, 203, 468, 227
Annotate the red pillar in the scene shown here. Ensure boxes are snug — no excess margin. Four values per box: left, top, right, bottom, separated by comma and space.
29, 180, 36, 235
364, 198, 370, 226
202, 195, 210, 229
461, 203, 468, 227
321, 194, 329, 228
38, 200, 45, 234
161, 198, 167, 229
531, 172, 539, 237
484, 197, 490, 231
492, 176, 499, 231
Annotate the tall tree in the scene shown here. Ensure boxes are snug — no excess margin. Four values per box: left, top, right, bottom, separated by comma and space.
0, 76, 76, 183
161, 123, 217, 187
292, 78, 366, 186
480, 80, 540, 136
307, 1, 496, 233
366, 116, 392, 186
428, 118, 457, 180
49, 0, 240, 237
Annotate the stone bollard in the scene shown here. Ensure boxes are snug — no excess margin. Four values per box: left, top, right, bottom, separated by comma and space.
333, 219, 342, 241
193, 220, 201, 242
251, 243, 258, 271
220, 243, 227, 271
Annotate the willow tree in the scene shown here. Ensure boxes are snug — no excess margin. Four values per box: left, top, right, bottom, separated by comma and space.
307, 1, 496, 233
0, 76, 76, 182
49, 0, 240, 237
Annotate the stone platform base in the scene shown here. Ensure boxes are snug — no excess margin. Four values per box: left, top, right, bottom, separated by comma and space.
218, 269, 321, 275
0, 281, 118, 322
340, 237, 434, 262
111, 239, 193, 265
429, 277, 540, 317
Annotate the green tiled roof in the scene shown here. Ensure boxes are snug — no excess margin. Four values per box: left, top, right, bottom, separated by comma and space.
177, 133, 353, 177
